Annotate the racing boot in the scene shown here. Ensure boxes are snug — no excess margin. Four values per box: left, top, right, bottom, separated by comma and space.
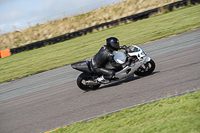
97, 75, 110, 84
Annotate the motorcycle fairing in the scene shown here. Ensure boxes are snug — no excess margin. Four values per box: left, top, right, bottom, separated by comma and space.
115, 56, 151, 79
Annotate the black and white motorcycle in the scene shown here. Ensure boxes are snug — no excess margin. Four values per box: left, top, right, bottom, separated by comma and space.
71, 44, 155, 91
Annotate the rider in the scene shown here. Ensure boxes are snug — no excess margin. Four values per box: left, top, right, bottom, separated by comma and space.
90, 37, 131, 83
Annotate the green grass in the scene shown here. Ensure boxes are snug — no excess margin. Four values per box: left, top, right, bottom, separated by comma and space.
0, 5, 200, 83
49, 90, 200, 133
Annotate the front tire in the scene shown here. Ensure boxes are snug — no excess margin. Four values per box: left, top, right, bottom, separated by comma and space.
134, 59, 155, 76
77, 73, 101, 91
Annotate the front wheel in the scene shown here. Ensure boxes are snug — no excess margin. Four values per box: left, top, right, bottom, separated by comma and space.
77, 73, 101, 91
134, 59, 155, 76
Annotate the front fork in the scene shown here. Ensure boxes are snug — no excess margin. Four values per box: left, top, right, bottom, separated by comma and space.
141, 56, 151, 69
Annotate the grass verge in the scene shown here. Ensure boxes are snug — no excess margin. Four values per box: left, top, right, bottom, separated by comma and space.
48, 90, 200, 133
0, 5, 200, 83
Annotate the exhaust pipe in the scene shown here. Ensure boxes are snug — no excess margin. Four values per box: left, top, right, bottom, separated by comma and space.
85, 80, 99, 85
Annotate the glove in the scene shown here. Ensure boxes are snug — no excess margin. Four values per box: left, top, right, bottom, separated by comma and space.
120, 45, 128, 49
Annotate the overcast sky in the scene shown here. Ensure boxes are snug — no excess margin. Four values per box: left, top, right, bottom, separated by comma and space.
0, 0, 121, 34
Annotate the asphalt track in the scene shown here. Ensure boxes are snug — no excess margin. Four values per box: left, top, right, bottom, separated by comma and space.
0, 29, 200, 133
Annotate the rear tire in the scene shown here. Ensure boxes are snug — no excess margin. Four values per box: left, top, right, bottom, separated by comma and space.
77, 73, 101, 91
134, 59, 155, 76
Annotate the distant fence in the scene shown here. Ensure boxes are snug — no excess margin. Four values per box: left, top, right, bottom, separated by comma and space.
1, 0, 199, 57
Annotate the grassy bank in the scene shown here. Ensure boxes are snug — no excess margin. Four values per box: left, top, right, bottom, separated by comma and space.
0, 0, 181, 50
0, 5, 200, 83
48, 90, 200, 133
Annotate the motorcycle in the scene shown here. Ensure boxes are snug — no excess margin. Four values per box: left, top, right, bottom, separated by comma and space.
71, 44, 155, 91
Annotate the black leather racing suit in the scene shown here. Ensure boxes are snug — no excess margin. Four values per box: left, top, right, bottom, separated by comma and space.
91, 45, 123, 79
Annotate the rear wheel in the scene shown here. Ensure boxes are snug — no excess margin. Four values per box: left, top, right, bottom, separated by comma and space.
77, 73, 101, 91
134, 59, 155, 76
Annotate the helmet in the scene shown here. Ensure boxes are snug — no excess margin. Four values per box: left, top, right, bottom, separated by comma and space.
106, 37, 120, 51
